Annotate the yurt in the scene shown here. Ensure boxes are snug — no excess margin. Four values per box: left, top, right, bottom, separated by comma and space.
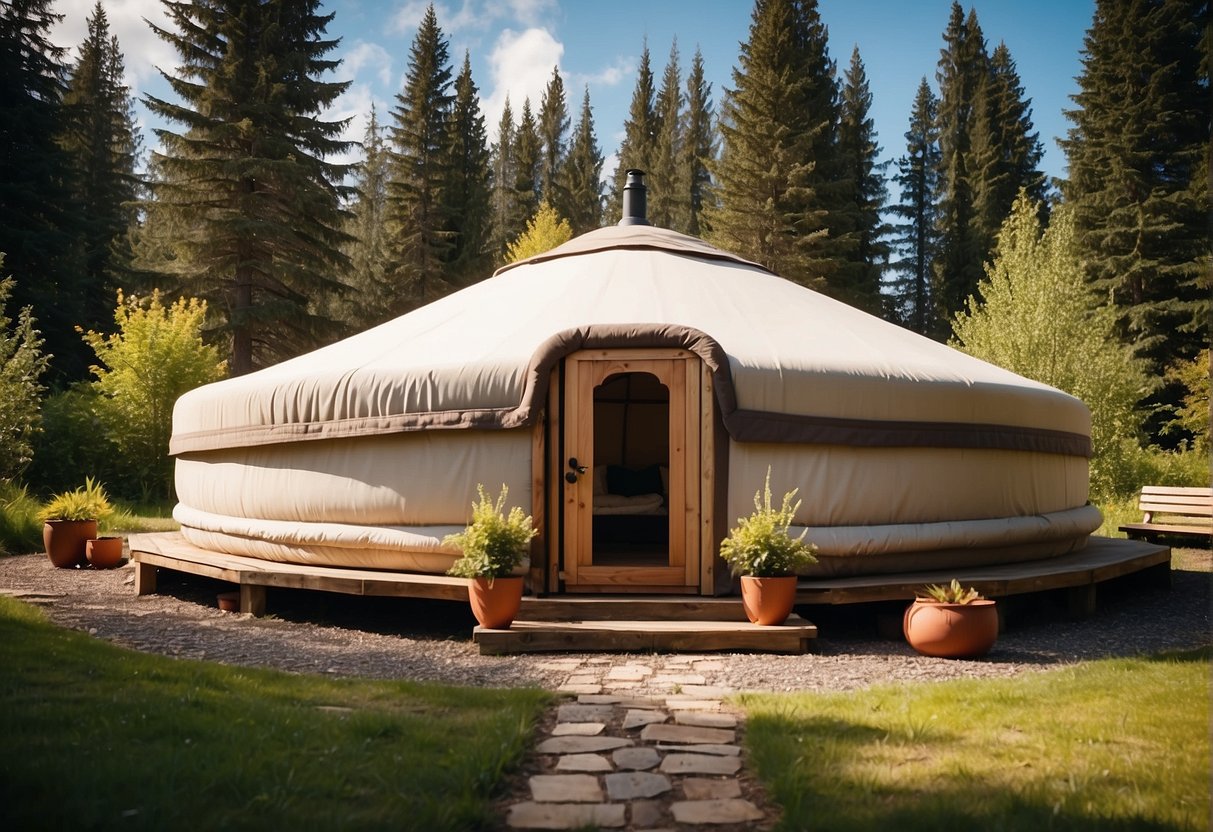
170, 174, 1100, 596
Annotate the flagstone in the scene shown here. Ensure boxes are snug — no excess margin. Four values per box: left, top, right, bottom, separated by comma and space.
557, 683, 602, 695
628, 799, 664, 828
506, 802, 625, 829
671, 798, 763, 825
655, 743, 742, 757
640, 724, 735, 745
659, 754, 742, 775
529, 774, 603, 803
606, 665, 653, 682
677, 684, 735, 698
557, 703, 616, 723
536, 735, 633, 754
576, 694, 622, 705
691, 659, 725, 671
651, 673, 707, 686
551, 722, 605, 736
622, 709, 668, 730
603, 771, 672, 801
664, 698, 722, 711
611, 746, 660, 771
555, 753, 612, 773
682, 778, 742, 801
674, 711, 737, 729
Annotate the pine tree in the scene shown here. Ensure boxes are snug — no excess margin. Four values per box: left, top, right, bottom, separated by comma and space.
504, 201, 573, 263
557, 87, 604, 235
682, 47, 715, 237
612, 42, 658, 219
648, 39, 685, 230
340, 105, 391, 327
489, 96, 517, 261
968, 41, 1045, 262
0, 0, 86, 381
511, 99, 542, 239
1060, 0, 1209, 402
58, 1, 142, 336
833, 45, 889, 315
933, 3, 988, 325
537, 66, 569, 207
145, 0, 354, 374
705, 0, 839, 287
445, 52, 492, 285
0, 262, 50, 480
385, 4, 455, 314
887, 78, 942, 335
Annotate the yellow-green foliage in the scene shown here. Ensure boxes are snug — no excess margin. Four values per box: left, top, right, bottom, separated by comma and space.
81, 291, 226, 498
0, 266, 50, 480
719, 468, 818, 577
37, 476, 113, 523
445, 484, 538, 578
951, 195, 1152, 502
921, 578, 982, 604
0, 479, 42, 555
505, 201, 573, 263
1164, 350, 1210, 450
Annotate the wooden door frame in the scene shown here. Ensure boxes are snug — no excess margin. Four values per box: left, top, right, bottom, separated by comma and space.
543, 348, 714, 595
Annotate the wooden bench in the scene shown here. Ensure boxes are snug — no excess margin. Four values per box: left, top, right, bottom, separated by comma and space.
1119, 486, 1212, 544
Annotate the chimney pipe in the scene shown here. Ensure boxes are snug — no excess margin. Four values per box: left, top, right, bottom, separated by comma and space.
619, 169, 650, 226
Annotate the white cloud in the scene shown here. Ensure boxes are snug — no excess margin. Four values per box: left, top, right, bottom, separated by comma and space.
486, 0, 558, 27
344, 41, 394, 88
391, 0, 506, 36
569, 55, 635, 90
49, 0, 177, 89
482, 27, 563, 140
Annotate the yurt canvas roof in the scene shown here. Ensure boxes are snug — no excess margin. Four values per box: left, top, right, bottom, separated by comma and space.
170, 224, 1089, 458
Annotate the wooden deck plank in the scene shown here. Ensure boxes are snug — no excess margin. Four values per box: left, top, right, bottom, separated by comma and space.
520, 596, 749, 622
795, 537, 1171, 605
474, 615, 817, 655
129, 531, 471, 609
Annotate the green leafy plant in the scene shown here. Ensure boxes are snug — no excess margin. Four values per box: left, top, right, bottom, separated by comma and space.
719, 468, 818, 577
0, 267, 50, 480
37, 477, 114, 523
920, 578, 983, 605
444, 484, 537, 579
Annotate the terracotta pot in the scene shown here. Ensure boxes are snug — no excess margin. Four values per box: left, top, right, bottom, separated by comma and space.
85, 536, 124, 569
43, 520, 98, 568
740, 575, 798, 626
468, 576, 523, 629
217, 591, 241, 613
903, 598, 999, 658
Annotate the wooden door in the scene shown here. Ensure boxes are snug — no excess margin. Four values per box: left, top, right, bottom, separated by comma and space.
561, 349, 702, 592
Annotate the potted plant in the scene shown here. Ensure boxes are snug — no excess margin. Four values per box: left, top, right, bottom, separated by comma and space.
38, 478, 114, 568
445, 484, 537, 629
903, 579, 999, 658
719, 468, 818, 625
85, 536, 125, 569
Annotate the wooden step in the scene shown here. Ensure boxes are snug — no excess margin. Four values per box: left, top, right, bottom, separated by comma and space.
519, 595, 749, 622
473, 614, 817, 655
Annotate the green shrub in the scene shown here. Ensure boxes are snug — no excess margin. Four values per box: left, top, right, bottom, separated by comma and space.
81, 290, 226, 500
719, 468, 818, 577
0, 266, 50, 480
0, 480, 42, 556
27, 386, 133, 500
37, 477, 114, 523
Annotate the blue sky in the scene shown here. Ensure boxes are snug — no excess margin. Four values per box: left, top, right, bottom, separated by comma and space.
50, 0, 1094, 189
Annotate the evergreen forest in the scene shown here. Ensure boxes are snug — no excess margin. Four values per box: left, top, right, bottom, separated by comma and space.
0, 0, 1207, 510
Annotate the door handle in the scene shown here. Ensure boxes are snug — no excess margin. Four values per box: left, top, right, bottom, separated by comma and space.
568, 457, 587, 475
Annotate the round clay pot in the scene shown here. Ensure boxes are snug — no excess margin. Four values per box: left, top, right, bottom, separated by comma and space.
217, 591, 240, 612
903, 598, 999, 658
85, 536, 124, 569
468, 576, 524, 629
43, 520, 98, 568
740, 575, 798, 626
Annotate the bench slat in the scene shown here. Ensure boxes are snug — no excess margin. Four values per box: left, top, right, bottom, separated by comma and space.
1139, 500, 1213, 516
1140, 486, 1212, 497
1120, 521, 1211, 539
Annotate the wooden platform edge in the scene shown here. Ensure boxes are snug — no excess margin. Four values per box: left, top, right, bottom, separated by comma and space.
129, 531, 470, 614
795, 538, 1172, 606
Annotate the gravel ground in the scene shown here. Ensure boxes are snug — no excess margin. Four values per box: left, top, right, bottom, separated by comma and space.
1, 546, 1209, 693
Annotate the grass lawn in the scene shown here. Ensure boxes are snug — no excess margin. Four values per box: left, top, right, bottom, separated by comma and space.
740, 648, 1210, 831
0, 596, 549, 831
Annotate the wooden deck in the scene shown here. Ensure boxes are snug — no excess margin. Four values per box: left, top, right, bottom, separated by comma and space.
796, 537, 1171, 618
129, 532, 1169, 652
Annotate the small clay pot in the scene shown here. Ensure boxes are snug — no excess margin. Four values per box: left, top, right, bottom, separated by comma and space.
85, 536, 124, 569
740, 575, 798, 625
468, 576, 524, 629
903, 598, 999, 658
217, 591, 241, 613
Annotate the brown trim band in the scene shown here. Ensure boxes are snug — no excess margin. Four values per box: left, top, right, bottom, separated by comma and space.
169, 322, 1091, 458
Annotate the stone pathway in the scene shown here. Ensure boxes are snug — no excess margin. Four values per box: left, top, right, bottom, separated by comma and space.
502, 656, 776, 831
